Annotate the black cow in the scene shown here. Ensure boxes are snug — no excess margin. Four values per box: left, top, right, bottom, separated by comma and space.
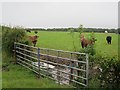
106, 36, 112, 44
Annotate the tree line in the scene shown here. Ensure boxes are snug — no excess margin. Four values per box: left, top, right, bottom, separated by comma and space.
26, 27, 119, 34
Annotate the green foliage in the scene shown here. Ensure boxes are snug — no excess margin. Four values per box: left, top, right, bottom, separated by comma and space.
20, 35, 32, 45
89, 54, 120, 88
2, 26, 31, 55
79, 45, 96, 56
77, 24, 84, 37
98, 57, 120, 88
68, 25, 84, 51
78, 31, 119, 88
87, 32, 97, 41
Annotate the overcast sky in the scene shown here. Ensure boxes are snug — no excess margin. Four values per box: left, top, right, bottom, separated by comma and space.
2, 2, 118, 29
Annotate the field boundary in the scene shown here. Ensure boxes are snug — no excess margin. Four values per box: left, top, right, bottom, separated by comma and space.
14, 42, 89, 88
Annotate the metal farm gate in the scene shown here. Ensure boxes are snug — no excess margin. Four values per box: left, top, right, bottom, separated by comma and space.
14, 42, 89, 88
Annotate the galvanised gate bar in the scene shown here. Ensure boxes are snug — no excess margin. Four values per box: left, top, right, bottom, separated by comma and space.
14, 42, 89, 88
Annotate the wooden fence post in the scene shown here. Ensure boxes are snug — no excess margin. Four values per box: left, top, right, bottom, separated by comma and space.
47, 49, 49, 77
69, 53, 74, 84
77, 54, 82, 79
14, 42, 17, 64
38, 48, 40, 78
57, 51, 60, 84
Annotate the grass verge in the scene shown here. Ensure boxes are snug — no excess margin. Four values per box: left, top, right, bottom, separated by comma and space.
2, 63, 70, 88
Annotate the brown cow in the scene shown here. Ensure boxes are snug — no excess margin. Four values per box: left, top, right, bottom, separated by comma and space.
28, 35, 39, 47
80, 34, 96, 48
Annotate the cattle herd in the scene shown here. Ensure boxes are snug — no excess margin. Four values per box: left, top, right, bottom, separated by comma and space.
28, 32, 112, 48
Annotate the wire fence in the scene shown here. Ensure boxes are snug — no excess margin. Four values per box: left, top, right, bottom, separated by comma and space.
14, 42, 89, 88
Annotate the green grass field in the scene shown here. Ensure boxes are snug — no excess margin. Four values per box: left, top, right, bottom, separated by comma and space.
28, 31, 118, 57
2, 63, 69, 88
2, 51, 70, 88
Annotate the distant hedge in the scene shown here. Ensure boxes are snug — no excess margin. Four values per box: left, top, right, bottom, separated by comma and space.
26, 28, 118, 33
